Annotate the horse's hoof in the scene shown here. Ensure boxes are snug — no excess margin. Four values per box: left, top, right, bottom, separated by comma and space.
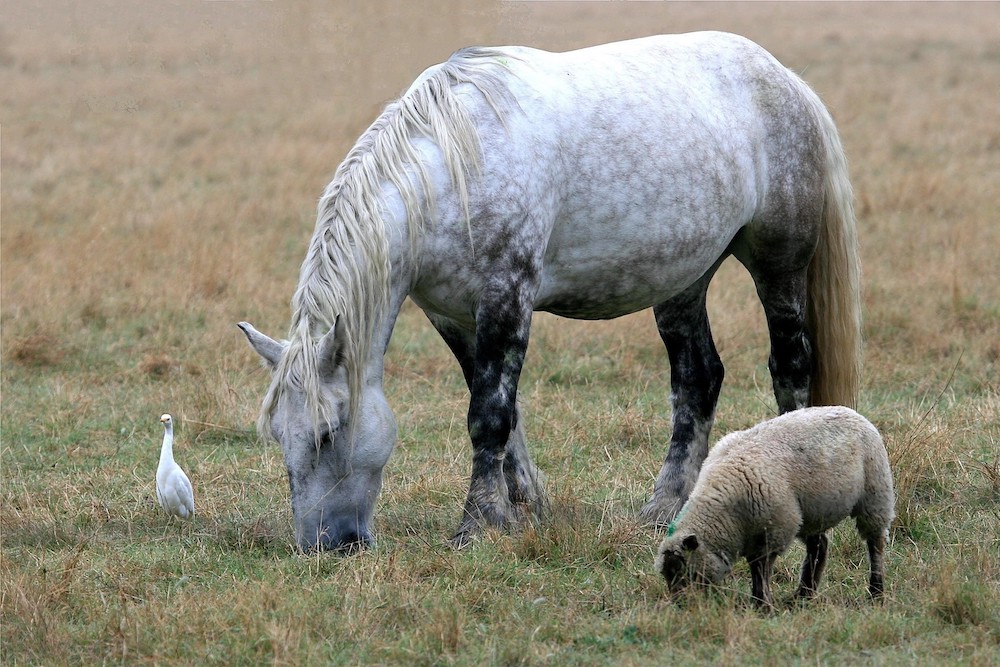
448, 530, 476, 550
449, 509, 501, 548
526, 491, 551, 523
451, 497, 532, 547
638, 496, 684, 528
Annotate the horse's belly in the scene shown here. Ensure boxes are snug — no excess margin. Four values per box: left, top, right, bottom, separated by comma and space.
535, 286, 672, 320
534, 172, 747, 320
535, 242, 729, 319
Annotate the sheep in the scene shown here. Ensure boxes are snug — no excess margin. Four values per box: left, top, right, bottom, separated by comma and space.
655, 406, 895, 609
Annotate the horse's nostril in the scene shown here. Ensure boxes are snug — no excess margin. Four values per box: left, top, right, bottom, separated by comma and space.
311, 526, 372, 554
336, 532, 368, 554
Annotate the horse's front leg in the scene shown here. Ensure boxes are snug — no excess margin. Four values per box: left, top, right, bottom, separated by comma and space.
501, 413, 548, 518
641, 275, 724, 525
427, 313, 547, 544
429, 294, 541, 546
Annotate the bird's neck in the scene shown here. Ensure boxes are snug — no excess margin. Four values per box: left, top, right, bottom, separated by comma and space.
159, 426, 174, 466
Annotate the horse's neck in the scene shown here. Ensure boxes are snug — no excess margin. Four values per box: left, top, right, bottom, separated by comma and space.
314, 163, 428, 386
362, 186, 421, 382
365, 267, 412, 384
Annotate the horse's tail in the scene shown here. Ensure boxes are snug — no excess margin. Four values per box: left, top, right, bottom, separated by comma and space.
803, 87, 862, 408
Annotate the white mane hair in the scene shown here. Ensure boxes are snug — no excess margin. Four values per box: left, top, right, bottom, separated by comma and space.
258, 48, 516, 439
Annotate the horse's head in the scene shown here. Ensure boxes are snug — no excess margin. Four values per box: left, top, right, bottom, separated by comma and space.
238, 319, 396, 553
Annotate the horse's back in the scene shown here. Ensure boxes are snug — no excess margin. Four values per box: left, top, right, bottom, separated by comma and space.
494, 32, 793, 127
413, 33, 827, 321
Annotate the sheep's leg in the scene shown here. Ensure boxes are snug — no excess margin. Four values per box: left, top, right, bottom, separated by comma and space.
795, 533, 829, 599
867, 532, 887, 600
640, 268, 725, 525
749, 553, 778, 610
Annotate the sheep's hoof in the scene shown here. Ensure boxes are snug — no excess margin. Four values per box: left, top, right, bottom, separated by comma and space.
794, 586, 818, 600
752, 597, 777, 614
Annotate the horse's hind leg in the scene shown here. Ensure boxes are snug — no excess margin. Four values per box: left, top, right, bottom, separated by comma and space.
745, 264, 813, 414
734, 207, 819, 414
640, 272, 724, 525
426, 313, 547, 545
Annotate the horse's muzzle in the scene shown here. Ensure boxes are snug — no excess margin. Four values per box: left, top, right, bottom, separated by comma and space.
304, 523, 374, 554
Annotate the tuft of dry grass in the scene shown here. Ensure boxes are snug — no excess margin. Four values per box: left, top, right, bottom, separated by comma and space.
5, 332, 68, 368
138, 353, 179, 378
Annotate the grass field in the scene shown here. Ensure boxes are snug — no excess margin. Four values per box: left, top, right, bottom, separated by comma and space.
2, 1, 998, 664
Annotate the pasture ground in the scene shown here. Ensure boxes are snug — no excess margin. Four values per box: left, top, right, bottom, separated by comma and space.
2, 1, 998, 664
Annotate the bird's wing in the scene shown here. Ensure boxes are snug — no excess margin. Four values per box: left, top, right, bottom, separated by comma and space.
158, 466, 195, 518
177, 468, 195, 517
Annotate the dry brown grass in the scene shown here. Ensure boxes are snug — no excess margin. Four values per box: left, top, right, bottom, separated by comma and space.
2, 1, 999, 664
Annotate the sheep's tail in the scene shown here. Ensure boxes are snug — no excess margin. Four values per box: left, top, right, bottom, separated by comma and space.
803, 86, 862, 408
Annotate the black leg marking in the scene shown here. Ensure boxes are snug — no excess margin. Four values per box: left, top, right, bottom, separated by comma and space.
426, 306, 546, 545
640, 272, 724, 525
461, 294, 529, 540
867, 533, 886, 600
747, 266, 813, 413
428, 315, 477, 389
796, 533, 829, 599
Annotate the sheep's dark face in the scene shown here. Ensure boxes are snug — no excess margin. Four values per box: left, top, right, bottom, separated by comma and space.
656, 534, 732, 593
658, 546, 691, 594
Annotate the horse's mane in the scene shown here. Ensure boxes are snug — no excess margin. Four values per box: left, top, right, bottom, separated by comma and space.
259, 47, 516, 439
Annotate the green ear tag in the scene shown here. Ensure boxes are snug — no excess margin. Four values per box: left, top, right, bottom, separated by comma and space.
666, 500, 690, 537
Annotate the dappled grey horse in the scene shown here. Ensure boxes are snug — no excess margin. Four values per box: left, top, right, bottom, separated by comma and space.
239, 32, 861, 552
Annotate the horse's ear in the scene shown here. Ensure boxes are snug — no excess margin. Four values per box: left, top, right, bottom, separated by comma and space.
681, 534, 700, 552
237, 322, 285, 369
317, 316, 348, 378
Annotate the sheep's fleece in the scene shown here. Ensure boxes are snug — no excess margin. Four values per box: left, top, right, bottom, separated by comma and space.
655, 406, 894, 608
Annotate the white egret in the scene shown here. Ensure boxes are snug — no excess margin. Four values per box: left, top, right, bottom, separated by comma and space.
156, 414, 194, 519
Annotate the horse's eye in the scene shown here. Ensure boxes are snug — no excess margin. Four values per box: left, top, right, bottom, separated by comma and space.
314, 430, 333, 450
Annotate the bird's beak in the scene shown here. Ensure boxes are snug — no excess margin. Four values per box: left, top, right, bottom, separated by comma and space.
160, 416, 169, 424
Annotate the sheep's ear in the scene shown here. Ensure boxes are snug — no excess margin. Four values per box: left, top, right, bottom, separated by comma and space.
682, 534, 700, 551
